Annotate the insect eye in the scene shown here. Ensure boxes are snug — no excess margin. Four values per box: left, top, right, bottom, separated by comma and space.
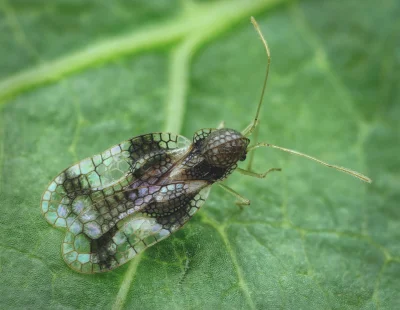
240, 153, 247, 161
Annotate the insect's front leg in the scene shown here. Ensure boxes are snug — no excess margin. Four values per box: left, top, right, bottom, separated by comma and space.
236, 167, 281, 178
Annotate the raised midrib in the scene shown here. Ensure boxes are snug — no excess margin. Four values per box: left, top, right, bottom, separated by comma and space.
0, 1, 288, 309
0, 0, 283, 106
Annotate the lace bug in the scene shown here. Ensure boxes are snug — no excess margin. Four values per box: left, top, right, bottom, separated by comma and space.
40, 17, 371, 273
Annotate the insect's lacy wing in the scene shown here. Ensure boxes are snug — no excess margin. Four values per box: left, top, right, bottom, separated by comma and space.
61, 181, 211, 273
192, 128, 216, 145
40, 133, 191, 228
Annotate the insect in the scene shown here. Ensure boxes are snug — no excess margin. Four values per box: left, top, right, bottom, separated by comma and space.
40, 17, 371, 274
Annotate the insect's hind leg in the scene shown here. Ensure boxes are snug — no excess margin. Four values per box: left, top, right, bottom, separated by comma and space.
217, 183, 250, 207
236, 167, 281, 178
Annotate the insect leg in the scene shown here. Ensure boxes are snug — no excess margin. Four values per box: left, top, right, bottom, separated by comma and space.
217, 183, 250, 207
236, 167, 281, 178
245, 125, 259, 171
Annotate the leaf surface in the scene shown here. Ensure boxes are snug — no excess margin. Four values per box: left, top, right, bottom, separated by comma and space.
1, 0, 399, 309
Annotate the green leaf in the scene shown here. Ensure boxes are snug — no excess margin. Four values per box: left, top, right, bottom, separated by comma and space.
1, 0, 399, 309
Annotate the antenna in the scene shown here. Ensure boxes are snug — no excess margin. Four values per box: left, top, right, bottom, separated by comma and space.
242, 16, 271, 137
247, 143, 372, 183
242, 17, 371, 184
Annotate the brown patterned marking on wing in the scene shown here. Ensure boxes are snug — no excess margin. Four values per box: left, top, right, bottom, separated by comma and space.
41, 133, 191, 228
142, 183, 195, 228
61, 182, 210, 273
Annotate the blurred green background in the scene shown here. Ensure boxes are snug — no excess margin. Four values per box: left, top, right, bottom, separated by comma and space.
0, 0, 399, 309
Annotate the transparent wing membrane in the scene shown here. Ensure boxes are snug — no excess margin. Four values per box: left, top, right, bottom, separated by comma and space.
41, 133, 191, 227
61, 183, 210, 273
40, 133, 208, 273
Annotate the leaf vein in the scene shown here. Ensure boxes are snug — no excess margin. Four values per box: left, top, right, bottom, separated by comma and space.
199, 214, 256, 310
112, 253, 143, 310
0, 0, 286, 105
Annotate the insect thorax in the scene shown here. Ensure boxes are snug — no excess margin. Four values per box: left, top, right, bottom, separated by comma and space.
175, 128, 250, 183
